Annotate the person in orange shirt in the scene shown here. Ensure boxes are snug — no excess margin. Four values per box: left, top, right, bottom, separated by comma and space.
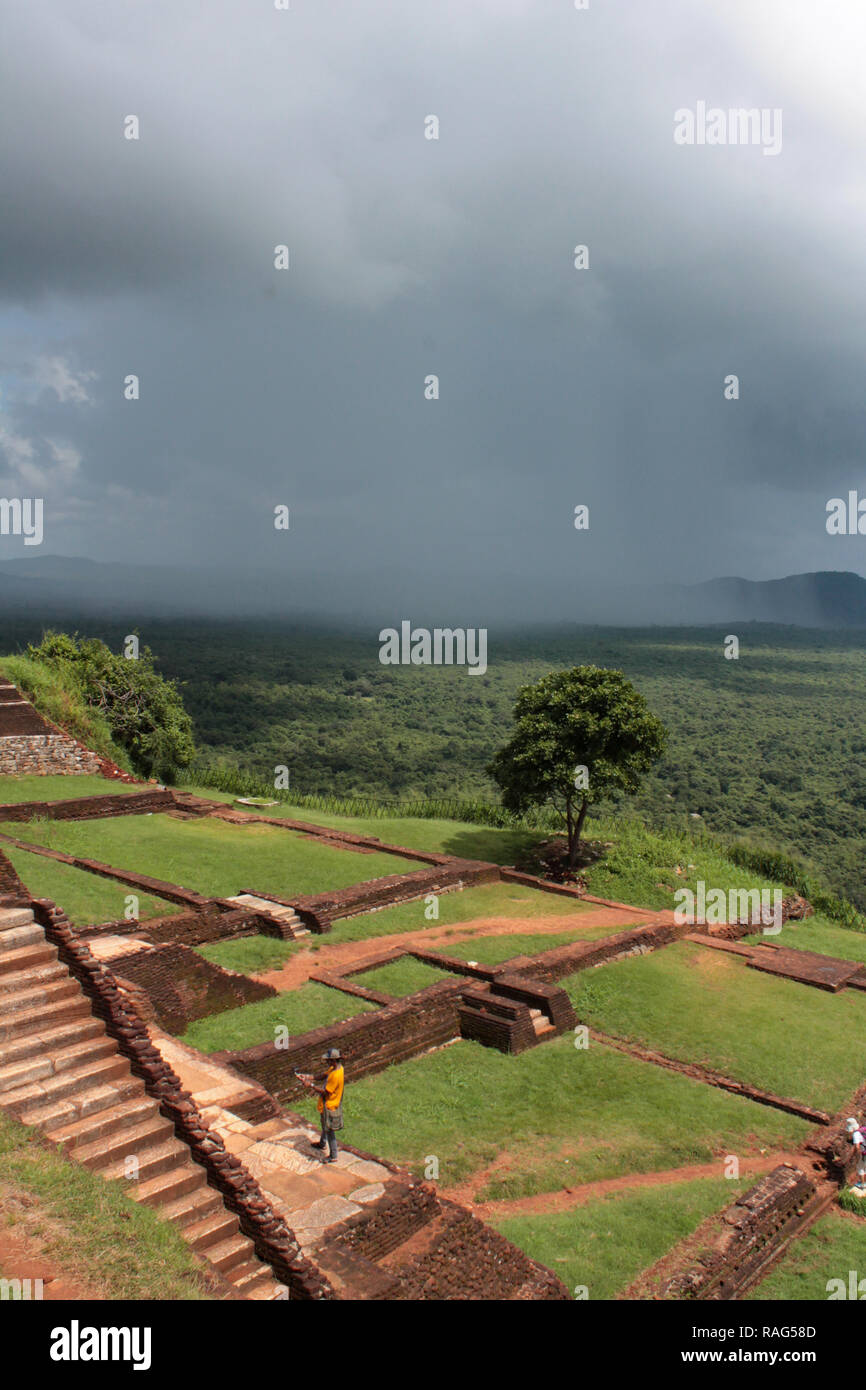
311, 1048, 344, 1163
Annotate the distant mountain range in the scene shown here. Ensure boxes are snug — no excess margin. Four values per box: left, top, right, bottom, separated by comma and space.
2, 556, 866, 629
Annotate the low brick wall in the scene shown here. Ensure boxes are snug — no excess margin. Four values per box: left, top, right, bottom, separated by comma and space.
0, 788, 172, 822
219, 979, 463, 1103
662, 1164, 822, 1300
112, 943, 277, 1033
508, 920, 690, 984
289, 860, 499, 930
137, 905, 264, 948
0, 848, 28, 903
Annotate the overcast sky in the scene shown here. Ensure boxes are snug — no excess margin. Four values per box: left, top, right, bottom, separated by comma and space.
2, 0, 866, 622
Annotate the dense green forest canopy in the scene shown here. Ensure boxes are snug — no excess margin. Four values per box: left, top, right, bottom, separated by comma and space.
1, 614, 863, 906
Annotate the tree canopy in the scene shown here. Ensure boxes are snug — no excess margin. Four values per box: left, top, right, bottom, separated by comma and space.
487, 665, 667, 865
27, 631, 195, 780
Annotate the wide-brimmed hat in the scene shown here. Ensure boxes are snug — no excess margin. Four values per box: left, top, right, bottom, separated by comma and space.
322, 1048, 342, 1061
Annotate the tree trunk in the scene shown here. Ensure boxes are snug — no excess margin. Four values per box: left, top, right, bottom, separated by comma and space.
568, 796, 589, 867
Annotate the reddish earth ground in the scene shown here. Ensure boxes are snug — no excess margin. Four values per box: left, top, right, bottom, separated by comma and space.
0, 1225, 98, 1299
442, 1150, 806, 1220
254, 904, 671, 991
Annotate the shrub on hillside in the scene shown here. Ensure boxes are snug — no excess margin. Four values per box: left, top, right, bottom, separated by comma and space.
25, 632, 195, 781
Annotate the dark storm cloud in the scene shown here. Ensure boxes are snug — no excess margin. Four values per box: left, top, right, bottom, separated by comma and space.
1, 0, 865, 618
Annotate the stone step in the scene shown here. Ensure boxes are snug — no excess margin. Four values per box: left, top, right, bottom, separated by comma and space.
183, 1209, 240, 1253
70, 1115, 175, 1172
0, 1035, 118, 1096
130, 1163, 207, 1210
1, 1053, 130, 1119
0, 940, 56, 977
0, 923, 48, 954
0, 959, 67, 996
240, 1274, 287, 1300
0, 993, 91, 1041
100, 1136, 191, 1187
207, 1233, 255, 1275
159, 1184, 224, 1232
0, 1015, 103, 1070
46, 1092, 162, 1151
532, 1014, 554, 1035
224, 1258, 273, 1290
9, 1072, 143, 1131
0, 975, 81, 1017
0, 908, 36, 933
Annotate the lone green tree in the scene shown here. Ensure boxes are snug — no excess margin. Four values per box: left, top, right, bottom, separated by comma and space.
488, 666, 667, 868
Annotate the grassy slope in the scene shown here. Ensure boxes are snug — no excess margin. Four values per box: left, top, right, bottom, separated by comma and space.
493, 1176, 748, 1301
0, 1114, 211, 1300
4, 846, 180, 926
4, 813, 418, 900
744, 917, 866, 965
0, 656, 132, 771
0, 774, 143, 803
294, 1034, 810, 1195
568, 939, 866, 1112
180, 982, 376, 1053
746, 1209, 866, 1301
352, 957, 450, 996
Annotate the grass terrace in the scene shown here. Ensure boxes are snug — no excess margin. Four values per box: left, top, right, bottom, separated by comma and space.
567, 939, 866, 1113
492, 1176, 749, 1301
744, 915, 866, 965
179, 982, 377, 1054
3, 845, 181, 927
294, 1033, 811, 1196
4, 813, 419, 901
0, 774, 145, 804
351, 956, 451, 997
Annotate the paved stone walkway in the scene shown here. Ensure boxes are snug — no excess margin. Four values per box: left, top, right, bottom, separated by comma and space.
153, 1032, 394, 1254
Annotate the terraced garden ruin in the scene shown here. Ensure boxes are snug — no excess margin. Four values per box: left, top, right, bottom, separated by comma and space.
2, 677, 866, 1301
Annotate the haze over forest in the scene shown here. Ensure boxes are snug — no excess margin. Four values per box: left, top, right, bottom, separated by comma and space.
3, 2, 866, 624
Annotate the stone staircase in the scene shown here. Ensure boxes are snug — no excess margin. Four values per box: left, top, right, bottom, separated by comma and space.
0, 902, 286, 1299
227, 893, 309, 940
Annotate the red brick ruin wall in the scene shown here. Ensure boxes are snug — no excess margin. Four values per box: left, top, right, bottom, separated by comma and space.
220, 980, 463, 1102
112, 943, 277, 1034
0, 788, 173, 822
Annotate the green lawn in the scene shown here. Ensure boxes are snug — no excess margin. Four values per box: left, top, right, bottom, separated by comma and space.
746, 1210, 866, 1300
744, 914, 866, 966
0, 774, 144, 804
195, 882, 598, 979
494, 1176, 748, 1301
567, 940, 866, 1113
197, 935, 301, 975
427, 930, 596, 966
4, 845, 180, 926
352, 956, 451, 996
180, 982, 376, 1053
174, 787, 543, 865
293, 1034, 810, 1195
0, 1114, 211, 1300
293, 880, 590, 945
6, 813, 419, 901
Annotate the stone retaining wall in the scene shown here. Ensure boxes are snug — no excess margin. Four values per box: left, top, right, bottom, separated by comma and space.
0, 732, 105, 777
